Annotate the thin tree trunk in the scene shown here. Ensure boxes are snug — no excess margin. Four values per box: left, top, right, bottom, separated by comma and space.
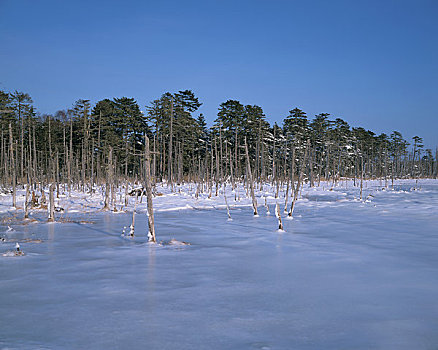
245, 137, 258, 216
275, 203, 283, 230
9, 123, 16, 208
48, 183, 55, 222
24, 183, 30, 218
144, 135, 156, 243
103, 147, 112, 211
129, 193, 138, 237
168, 96, 173, 189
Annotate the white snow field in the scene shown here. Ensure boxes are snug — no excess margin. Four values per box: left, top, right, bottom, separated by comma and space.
1, 179, 438, 349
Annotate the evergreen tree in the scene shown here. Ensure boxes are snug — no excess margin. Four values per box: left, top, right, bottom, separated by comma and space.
283, 108, 309, 149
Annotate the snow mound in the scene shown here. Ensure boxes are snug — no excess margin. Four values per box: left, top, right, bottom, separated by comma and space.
2, 250, 25, 257
167, 239, 190, 246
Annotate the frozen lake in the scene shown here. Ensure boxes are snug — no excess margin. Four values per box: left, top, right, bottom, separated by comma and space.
1, 181, 438, 349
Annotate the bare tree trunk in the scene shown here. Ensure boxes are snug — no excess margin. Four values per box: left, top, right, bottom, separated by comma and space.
153, 134, 156, 185
215, 137, 220, 196
168, 96, 173, 189
96, 111, 101, 183
27, 119, 32, 185
309, 145, 315, 187
124, 180, 129, 208
144, 136, 156, 243
81, 141, 85, 190
360, 155, 364, 200
272, 127, 276, 186
178, 141, 183, 184
48, 115, 52, 160
275, 203, 283, 230
256, 120, 261, 180
48, 184, 55, 222
56, 151, 60, 198
235, 129, 238, 178
264, 196, 270, 215
103, 147, 112, 211
224, 194, 232, 220
69, 118, 73, 192
245, 137, 258, 216
219, 121, 223, 180
288, 156, 303, 218
229, 148, 235, 190
124, 132, 129, 178
209, 145, 213, 198
9, 123, 16, 208
434, 147, 438, 179
129, 193, 138, 237
24, 183, 30, 218
283, 179, 289, 213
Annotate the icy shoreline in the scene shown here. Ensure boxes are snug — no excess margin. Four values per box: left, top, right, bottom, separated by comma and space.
0, 178, 436, 219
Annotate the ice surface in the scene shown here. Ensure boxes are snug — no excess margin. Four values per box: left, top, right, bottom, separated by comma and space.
1, 179, 438, 349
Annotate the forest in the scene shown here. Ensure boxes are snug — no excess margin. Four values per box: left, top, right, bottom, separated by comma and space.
1, 88, 436, 194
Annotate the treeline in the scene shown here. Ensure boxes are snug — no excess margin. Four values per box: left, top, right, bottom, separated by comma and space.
0, 88, 437, 193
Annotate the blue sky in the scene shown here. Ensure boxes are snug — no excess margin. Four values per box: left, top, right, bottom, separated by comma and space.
1, 0, 437, 149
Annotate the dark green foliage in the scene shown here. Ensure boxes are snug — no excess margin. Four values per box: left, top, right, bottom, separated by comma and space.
0, 86, 435, 187
283, 108, 309, 146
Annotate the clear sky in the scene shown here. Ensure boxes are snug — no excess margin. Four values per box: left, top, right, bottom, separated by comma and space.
1, 0, 437, 149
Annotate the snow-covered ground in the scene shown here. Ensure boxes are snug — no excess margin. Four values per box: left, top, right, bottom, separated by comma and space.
1, 179, 438, 349
0, 178, 436, 216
